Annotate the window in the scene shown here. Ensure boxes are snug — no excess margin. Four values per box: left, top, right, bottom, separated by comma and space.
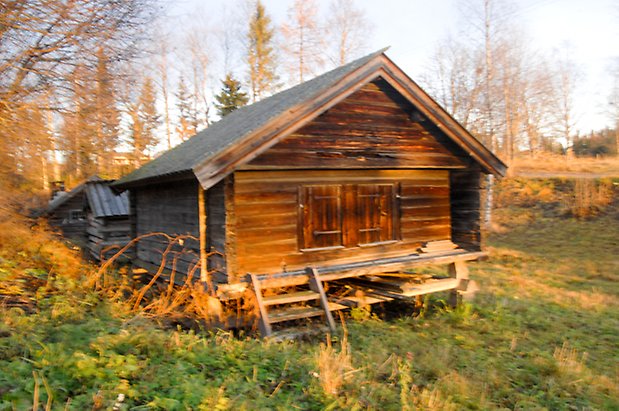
299, 185, 343, 250
355, 184, 396, 245
299, 183, 399, 250
69, 209, 85, 222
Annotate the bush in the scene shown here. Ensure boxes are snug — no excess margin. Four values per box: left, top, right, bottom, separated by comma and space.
494, 177, 617, 220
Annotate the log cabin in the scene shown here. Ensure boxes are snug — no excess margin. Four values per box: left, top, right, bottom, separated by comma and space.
113, 49, 506, 336
44, 176, 130, 260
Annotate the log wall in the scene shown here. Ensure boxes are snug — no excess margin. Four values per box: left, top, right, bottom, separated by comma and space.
243, 78, 469, 170
231, 169, 451, 275
450, 167, 482, 251
135, 179, 201, 276
86, 215, 130, 260
48, 194, 88, 246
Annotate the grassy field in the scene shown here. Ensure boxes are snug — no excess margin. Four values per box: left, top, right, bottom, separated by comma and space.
0, 179, 618, 410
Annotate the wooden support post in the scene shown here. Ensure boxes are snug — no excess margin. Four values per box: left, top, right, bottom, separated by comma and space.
128, 190, 137, 260
448, 260, 469, 308
307, 267, 336, 333
198, 186, 208, 283
250, 273, 272, 337
224, 175, 238, 282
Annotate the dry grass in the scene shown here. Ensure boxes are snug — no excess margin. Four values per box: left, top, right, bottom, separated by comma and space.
91, 235, 247, 328
316, 329, 354, 396
494, 176, 617, 225
568, 178, 614, 218
397, 357, 459, 411
553, 341, 589, 375
510, 153, 619, 176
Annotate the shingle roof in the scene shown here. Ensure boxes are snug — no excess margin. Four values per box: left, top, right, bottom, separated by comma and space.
45, 175, 100, 215
113, 48, 389, 188
44, 176, 128, 218
84, 180, 129, 218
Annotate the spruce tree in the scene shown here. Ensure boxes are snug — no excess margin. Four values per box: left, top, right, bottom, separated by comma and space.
94, 47, 120, 174
214, 74, 249, 117
127, 77, 159, 166
246, 1, 278, 102
176, 75, 197, 140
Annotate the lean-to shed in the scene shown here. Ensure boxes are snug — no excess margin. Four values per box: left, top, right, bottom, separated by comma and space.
44, 176, 130, 260
114, 50, 506, 332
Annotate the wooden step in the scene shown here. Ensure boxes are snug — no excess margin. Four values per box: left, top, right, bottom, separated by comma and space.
269, 302, 347, 323
262, 290, 320, 306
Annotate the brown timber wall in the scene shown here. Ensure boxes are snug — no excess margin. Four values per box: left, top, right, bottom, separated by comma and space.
450, 168, 482, 251
231, 169, 451, 276
135, 179, 201, 276
243, 78, 468, 170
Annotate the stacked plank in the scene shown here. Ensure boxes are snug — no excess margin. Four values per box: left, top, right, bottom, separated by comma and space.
334, 273, 459, 306
418, 240, 459, 254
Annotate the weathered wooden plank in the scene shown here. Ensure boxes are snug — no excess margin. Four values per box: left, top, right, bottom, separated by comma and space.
255, 251, 486, 288
245, 153, 466, 170
236, 169, 449, 183
241, 80, 469, 171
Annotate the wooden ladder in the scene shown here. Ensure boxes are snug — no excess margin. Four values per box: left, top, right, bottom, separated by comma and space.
250, 267, 346, 338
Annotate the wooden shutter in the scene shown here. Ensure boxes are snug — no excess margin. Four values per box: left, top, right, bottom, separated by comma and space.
356, 184, 396, 245
300, 185, 343, 250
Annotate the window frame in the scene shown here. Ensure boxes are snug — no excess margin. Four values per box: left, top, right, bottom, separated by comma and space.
69, 209, 85, 222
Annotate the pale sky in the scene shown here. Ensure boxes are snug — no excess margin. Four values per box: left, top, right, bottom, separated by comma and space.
167, 0, 619, 133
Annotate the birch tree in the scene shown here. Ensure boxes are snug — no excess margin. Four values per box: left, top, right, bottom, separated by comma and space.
422, 36, 484, 130
551, 49, 580, 156
62, 65, 98, 180
280, 0, 324, 84
608, 61, 619, 156
326, 0, 372, 66
185, 29, 212, 130
0, 0, 155, 111
156, 30, 173, 150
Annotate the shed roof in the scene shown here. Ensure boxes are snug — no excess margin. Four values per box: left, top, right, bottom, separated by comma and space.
114, 49, 506, 190
44, 176, 128, 218
84, 180, 129, 218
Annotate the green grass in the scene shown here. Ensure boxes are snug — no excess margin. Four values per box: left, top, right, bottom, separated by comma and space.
1, 204, 618, 409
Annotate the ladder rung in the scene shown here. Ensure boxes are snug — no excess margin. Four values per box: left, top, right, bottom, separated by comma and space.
269, 302, 347, 323
263, 290, 320, 306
